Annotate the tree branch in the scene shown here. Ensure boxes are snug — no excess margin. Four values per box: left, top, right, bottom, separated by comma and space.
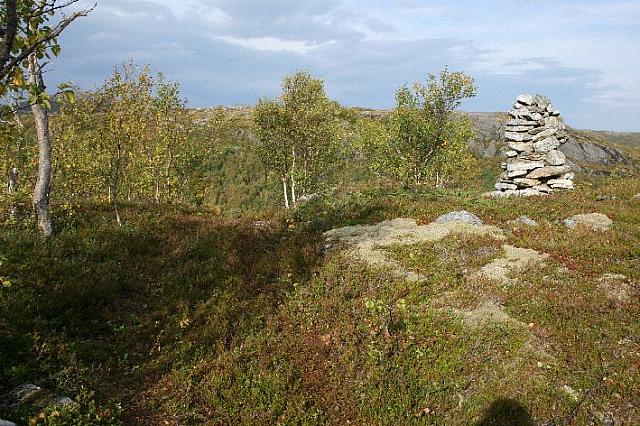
0, 2, 95, 84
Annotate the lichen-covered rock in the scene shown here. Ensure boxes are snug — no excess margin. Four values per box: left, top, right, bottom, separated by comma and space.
435, 211, 483, 226
515, 216, 539, 227
564, 213, 612, 231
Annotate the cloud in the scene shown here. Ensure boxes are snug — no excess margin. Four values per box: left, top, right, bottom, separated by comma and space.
49, 0, 640, 131
217, 36, 335, 55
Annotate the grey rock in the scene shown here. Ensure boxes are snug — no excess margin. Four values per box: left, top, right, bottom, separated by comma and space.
507, 160, 545, 172
548, 179, 574, 190
0, 420, 17, 426
297, 193, 321, 204
526, 165, 571, 179
435, 211, 483, 226
546, 150, 566, 166
518, 188, 545, 196
516, 216, 538, 226
528, 126, 551, 136
564, 213, 612, 231
513, 178, 541, 188
505, 131, 533, 142
507, 118, 539, 126
543, 116, 565, 129
505, 150, 518, 158
0, 384, 45, 409
495, 182, 518, 191
560, 138, 629, 166
532, 184, 553, 193
533, 136, 561, 153
506, 125, 536, 132
532, 127, 558, 141
506, 169, 528, 178
509, 109, 542, 121
516, 94, 535, 105
53, 396, 79, 408
507, 141, 533, 152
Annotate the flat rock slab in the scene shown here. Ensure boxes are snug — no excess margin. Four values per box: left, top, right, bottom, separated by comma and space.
324, 217, 504, 282
564, 213, 613, 231
473, 245, 549, 285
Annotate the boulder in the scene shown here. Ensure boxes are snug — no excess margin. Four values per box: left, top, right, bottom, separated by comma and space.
526, 165, 570, 179
435, 211, 483, 226
0, 420, 17, 426
564, 213, 612, 231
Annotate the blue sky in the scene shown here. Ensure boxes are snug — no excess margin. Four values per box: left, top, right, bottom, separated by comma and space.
53, 0, 640, 131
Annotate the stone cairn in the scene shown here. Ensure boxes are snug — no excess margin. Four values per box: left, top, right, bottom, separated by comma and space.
492, 94, 574, 196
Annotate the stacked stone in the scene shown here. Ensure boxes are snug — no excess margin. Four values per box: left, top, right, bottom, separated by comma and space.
493, 94, 574, 196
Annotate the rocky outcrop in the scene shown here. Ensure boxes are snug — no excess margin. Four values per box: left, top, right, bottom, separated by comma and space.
490, 95, 574, 196
464, 112, 635, 174
560, 138, 629, 166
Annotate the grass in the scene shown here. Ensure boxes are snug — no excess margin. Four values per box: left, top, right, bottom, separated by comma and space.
1, 176, 639, 424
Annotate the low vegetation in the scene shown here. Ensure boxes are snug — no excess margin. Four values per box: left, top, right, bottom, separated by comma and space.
1, 174, 638, 424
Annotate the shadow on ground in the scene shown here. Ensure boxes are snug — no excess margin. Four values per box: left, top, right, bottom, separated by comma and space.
476, 398, 535, 426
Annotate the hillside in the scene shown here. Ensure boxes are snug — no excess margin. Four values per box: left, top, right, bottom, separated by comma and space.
193, 107, 640, 175
1, 177, 638, 425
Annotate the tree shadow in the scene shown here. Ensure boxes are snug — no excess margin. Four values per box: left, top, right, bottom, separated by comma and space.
476, 398, 535, 426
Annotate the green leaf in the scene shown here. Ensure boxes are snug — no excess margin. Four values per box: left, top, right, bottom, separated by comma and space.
64, 90, 76, 104
51, 45, 61, 57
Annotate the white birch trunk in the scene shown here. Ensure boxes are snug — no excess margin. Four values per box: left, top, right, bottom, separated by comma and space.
28, 55, 53, 237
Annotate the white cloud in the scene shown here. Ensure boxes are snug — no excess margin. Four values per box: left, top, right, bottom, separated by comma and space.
217, 35, 334, 54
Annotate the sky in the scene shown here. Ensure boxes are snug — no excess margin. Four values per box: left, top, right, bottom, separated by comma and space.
51, 0, 640, 131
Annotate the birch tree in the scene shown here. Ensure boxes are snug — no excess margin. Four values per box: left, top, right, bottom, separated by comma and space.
253, 71, 342, 209
357, 68, 476, 187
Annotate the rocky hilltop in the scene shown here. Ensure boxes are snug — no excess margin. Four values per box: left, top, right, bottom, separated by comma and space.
192, 105, 639, 174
